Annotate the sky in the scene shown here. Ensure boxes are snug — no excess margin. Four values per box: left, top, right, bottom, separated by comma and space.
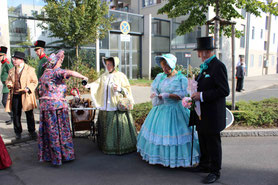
8, 0, 46, 7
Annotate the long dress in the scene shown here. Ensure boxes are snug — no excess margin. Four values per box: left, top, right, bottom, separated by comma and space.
38, 68, 75, 165
137, 71, 200, 168
88, 71, 137, 155
0, 135, 12, 169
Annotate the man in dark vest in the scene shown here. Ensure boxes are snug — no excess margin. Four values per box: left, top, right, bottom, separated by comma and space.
190, 37, 230, 184
5, 51, 38, 140
34, 40, 48, 79
0, 46, 14, 125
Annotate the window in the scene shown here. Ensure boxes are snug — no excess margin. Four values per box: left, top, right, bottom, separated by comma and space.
273, 33, 276, 44
250, 55, 254, 67
42, 31, 47, 36
241, 9, 246, 18
252, 27, 255, 39
259, 55, 262, 67
265, 16, 269, 30
260, 29, 263, 39
272, 56, 275, 66
152, 19, 170, 37
143, 0, 160, 7
171, 24, 201, 46
240, 25, 245, 48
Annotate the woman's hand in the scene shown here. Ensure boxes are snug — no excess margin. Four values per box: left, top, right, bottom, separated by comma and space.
85, 84, 91, 89
150, 92, 157, 99
112, 83, 121, 92
83, 77, 88, 81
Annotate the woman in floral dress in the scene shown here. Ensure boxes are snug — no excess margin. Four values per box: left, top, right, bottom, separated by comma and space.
137, 54, 200, 168
38, 50, 88, 165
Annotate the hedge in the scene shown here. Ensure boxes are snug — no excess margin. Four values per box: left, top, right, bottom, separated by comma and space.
132, 98, 278, 131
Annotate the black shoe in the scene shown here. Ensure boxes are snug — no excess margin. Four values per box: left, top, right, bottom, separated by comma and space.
5, 120, 12, 125
202, 173, 220, 184
191, 165, 210, 173
15, 133, 21, 140
29, 132, 38, 140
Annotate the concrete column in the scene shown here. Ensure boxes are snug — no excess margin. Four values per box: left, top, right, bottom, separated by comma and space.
0, 0, 11, 58
142, 14, 152, 80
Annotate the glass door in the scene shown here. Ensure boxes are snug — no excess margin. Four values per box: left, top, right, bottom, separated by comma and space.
109, 33, 141, 79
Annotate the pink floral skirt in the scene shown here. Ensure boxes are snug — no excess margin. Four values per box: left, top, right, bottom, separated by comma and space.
38, 109, 75, 165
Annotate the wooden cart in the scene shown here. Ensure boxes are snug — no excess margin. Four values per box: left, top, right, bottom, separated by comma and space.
68, 99, 97, 141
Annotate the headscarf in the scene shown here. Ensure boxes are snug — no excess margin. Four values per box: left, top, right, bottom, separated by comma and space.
43, 50, 64, 69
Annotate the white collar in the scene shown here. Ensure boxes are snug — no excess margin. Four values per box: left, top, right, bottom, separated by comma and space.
16, 63, 25, 73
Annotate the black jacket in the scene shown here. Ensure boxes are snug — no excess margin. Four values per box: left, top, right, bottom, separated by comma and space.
189, 57, 230, 133
236, 65, 244, 78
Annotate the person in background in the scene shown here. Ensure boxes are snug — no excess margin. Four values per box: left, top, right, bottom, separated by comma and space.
190, 37, 230, 184
38, 50, 88, 166
5, 51, 38, 140
236, 58, 245, 92
86, 57, 137, 155
0, 46, 13, 125
34, 40, 48, 80
137, 53, 200, 168
236, 57, 245, 92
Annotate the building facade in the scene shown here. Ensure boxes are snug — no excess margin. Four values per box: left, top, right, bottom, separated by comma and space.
0, 0, 277, 79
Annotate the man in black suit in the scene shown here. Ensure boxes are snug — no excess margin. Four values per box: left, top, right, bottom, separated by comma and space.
190, 37, 230, 184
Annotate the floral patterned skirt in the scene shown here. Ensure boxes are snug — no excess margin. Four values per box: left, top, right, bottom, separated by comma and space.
38, 109, 75, 165
97, 110, 137, 155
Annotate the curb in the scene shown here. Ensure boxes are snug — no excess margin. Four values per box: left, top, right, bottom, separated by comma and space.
221, 129, 278, 137
5, 129, 278, 146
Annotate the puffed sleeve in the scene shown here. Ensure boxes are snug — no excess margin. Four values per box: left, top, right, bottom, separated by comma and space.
174, 75, 188, 99
55, 69, 69, 81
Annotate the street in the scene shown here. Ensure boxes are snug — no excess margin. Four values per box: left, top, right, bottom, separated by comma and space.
227, 85, 278, 101
235, 85, 278, 101
1, 137, 278, 185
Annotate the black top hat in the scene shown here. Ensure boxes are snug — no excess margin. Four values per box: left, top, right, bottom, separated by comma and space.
194, 37, 217, 50
34, 40, 46, 50
12, 51, 26, 61
0, 46, 8, 55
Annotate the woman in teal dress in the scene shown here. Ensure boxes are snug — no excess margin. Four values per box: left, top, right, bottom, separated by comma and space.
137, 53, 200, 168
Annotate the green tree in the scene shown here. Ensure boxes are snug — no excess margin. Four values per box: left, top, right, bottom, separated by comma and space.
158, 0, 278, 38
37, 0, 113, 59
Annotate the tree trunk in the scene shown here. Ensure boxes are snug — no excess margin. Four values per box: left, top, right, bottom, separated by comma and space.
214, 0, 220, 57
76, 45, 79, 60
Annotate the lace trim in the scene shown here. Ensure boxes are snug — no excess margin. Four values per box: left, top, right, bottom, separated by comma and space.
137, 147, 199, 168
139, 126, 199, 146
